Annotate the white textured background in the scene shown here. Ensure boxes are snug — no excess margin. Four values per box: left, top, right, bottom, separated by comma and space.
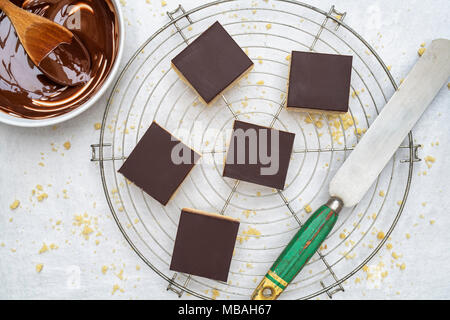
0, 0, 449, 300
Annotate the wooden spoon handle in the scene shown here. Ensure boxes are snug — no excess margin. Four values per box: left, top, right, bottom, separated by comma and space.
0, 0, 73, 65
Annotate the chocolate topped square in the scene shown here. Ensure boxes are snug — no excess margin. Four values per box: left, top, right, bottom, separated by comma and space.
223, 120, 295, 190
118, 122, 200, 206
170, 208, 240, 282
287, 51, 353, 113
171, 21, 254, 104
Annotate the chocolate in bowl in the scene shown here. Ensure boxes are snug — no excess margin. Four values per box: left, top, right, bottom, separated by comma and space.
0, 0, 121, 122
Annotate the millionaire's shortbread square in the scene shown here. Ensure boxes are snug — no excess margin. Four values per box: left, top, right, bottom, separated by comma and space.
118, 121, 200, 206
170, 208, 240, 282
287, 51, 353, 113
171, 21, 254, 104
223, 120, 295, 190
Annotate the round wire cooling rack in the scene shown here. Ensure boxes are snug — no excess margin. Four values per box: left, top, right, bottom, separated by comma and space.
91, 0, 421, 300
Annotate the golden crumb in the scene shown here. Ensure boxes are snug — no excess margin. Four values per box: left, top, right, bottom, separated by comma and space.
39, 243, 49, 254
400, 263, 406, 270
10, 199, 20, 210
37, 193, 48, 202
161, 0, 167, 7
101, 265, 108, 274
212, 289, 220, 300
112, 284, 124, 295
63, 141, 71, 150
256, 80, 264, 85
430, 220, 435, 225
265, 23, 272, 30
36, 264, 44, 273
94, 123, 101, 130
378, 190, 385, 197
339, 233, 346, 239
377, 231, 385, 240
386, 243, 392, 250
304, 205, 312, 213
418, 47, 426, 56
82, 225, 94, 239
424, 155, 435, 168
285, 54, 291, 61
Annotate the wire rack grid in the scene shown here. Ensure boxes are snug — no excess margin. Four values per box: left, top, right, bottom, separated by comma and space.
91, 0, 420, 300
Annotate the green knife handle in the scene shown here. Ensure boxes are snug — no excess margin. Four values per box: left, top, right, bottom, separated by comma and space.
252, 198, 343, 300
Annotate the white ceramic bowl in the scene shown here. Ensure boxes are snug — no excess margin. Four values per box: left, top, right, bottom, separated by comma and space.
0, 0, 125, 128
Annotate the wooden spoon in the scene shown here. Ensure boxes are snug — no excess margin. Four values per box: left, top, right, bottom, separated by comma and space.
0, 0, 91, 86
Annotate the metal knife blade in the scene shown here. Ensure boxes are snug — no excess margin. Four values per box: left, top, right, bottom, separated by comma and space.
329, 39, 450, 207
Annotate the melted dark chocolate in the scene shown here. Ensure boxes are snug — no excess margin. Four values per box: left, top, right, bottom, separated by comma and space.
171, 21, 253, 104
223, 120, 295, 190
118, 122, 201, 206
170, 208, 240, 282
287, 51, 353, 113
38, 34, 91, 87
0, 0, 119, 119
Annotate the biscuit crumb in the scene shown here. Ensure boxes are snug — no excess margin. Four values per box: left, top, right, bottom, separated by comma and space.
304, 205, 312, 213
10, 199, 20, 210
36, 264, 44, 273
418, 47, 426, 57
424, 155, 435, 168
112, 284, 124, 295
212, 289, 220, 300
378, 190, 385, 197
265, 23, 272, 30
37, 193, 48, 202
377, 231, 385, 240
161, 0, 167, 7
63, 141, 71, 150
256, 80, 264, 85
39, 243, 49, 254
94, 123, 101, 130
101, 265, 108, 274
